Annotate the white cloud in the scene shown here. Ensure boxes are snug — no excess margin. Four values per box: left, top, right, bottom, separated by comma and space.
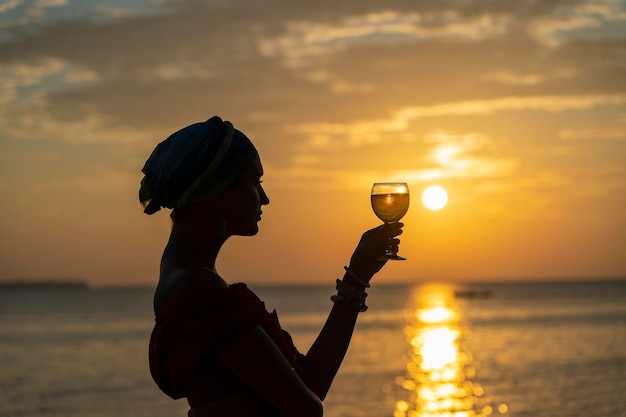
529, 0, 626, 45
576, 0, 626, 21
0, 59, 152, 145
148, 62, 215, 81
280, 126, 518, 188
35, 0, 67, 7
0, 58, 98, 106
0, 0, 22, 14
0, 58, 65, 105
289, 117, 409, 150
281, 93, 625, 186
3, 111, 159, 145
289, 94, 626, 152
395, 94, 626, 119
270, 152, 518, 191
255, 2, 626, 66
422, 130, 518, 180
425, 130, 488, 163
258, 10, 509, 67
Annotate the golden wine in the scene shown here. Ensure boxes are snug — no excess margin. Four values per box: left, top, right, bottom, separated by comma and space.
371, 192, 409, 223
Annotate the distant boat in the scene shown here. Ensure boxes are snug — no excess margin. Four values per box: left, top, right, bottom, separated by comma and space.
454, 289, 492, 299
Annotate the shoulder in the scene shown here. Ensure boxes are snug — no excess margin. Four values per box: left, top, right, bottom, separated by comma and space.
154, 267, 228, 315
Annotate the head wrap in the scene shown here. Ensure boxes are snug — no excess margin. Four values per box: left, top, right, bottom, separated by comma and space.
139, 116, 258, 215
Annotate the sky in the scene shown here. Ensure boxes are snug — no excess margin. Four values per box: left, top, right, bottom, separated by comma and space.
0, 0, 625, 287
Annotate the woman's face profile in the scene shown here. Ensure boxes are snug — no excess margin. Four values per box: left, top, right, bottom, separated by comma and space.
221, 155, 269, 236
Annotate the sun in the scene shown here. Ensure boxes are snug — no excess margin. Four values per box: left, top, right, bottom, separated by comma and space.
422, 186, 448, 211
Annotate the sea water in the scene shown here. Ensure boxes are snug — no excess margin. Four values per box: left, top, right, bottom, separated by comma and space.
0, 280, 625, 417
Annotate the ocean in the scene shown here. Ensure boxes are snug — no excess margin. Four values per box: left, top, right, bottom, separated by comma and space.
1, 279, 625, 417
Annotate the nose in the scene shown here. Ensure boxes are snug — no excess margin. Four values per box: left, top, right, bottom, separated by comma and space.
260, 185, 270, 206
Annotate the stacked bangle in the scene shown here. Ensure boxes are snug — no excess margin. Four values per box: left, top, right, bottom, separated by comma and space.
331, 269, 369, 313
343, 266, 370, 288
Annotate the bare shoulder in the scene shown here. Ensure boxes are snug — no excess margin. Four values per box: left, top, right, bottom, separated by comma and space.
154, 267, 227, 315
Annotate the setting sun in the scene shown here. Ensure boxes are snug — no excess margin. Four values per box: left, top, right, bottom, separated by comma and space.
422, 186, 448, 211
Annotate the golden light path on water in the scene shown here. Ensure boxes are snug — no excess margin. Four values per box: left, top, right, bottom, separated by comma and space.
394, 284, 508, 417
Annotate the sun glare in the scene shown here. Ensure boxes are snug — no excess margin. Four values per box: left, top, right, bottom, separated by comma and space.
394, 285, 504, 417
422, 185, 448, 211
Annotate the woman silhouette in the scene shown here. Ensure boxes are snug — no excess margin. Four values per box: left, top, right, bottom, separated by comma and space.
140, 116, 403, 417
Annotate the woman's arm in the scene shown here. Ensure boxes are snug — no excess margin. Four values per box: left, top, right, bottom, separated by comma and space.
215, 326, 323, 417
302, 223, 403, 399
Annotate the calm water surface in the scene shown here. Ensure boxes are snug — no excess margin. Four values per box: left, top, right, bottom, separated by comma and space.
1, 280, 625, 417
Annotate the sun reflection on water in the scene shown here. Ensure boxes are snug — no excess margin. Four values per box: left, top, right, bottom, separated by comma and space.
394, 284, 505, 417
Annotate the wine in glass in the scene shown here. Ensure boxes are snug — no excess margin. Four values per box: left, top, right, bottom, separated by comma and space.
371, 182, 409, 260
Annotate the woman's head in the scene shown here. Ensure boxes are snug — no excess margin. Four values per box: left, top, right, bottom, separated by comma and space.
139, 116, 259, 216
164, 152, 270, 237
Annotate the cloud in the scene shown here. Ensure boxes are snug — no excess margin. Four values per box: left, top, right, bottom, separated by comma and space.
0, 0, 22, 14
422, 130, 518, 179
0, 57, 97, 106
271, 127, 518, 191
481, 71, 545, 86
0, 58, 156, 146
287, 93, 626, 153
395, 94, 626, 118
527, 0, 626, 45
3, 111, 160, 144
258, 10, 510, 67
0, 0, 170, 38
254, 0, 626, 67
9, 0, 69, 26
289, 117, 410, 150
0, 58, 149, 145
143, 61, 215, 81
559, 125, 626, 140
1, 0, 625, 170
0, 0, 623, 138
392, 157, 518, 183
35, 0, 67, 7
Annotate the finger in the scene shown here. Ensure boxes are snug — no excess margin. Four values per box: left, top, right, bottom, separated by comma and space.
384, 225, 403, 238
364, 224, 387, 238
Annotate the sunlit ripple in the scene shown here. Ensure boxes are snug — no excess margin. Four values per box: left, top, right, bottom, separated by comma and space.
394, 284, 506, 417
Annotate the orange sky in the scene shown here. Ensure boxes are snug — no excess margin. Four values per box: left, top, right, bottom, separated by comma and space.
1, 0, 625, 286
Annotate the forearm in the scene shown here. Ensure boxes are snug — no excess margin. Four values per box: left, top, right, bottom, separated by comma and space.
302, 272, 367, 400
301, 223, 401, 399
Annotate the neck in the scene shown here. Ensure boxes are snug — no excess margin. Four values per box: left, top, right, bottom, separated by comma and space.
163, 213, 229, 271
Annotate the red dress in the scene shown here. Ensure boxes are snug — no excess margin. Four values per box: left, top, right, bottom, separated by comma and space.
149, 283, 304, 408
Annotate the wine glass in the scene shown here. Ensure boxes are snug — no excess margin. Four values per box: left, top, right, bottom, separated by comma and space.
371, 182, 409, 260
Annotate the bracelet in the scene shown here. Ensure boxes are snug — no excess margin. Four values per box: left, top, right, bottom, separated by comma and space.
335, 279, 367, 298
330, 278, 368, 313
331, 293, 368, 313
343, 266, 370, 288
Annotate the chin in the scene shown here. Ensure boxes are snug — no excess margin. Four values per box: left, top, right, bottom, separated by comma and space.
234, 224, 259, 237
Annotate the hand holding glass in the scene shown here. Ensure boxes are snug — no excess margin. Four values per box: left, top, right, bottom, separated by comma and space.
371, 182, 409, 260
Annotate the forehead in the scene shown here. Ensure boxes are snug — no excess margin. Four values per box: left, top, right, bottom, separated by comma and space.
245, 154, 263, 177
